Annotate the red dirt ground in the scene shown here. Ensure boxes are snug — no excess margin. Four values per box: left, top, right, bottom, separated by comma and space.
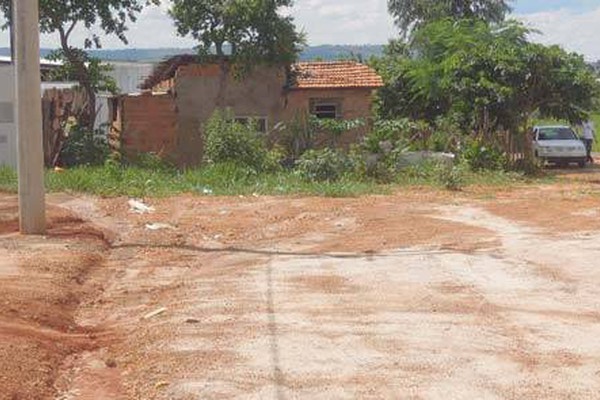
2, 166, 600, 399
0, 194, 109, 400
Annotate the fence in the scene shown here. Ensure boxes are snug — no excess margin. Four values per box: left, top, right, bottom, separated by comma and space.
497, 130, 533, 165
41, 88, 87, 167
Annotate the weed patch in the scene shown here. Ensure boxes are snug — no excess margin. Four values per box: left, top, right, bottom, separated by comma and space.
0, 163, 542, 198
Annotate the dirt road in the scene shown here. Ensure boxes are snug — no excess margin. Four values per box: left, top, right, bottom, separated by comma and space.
2, 168, 600, 399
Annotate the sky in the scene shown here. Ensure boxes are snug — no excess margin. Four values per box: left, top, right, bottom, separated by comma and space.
0, 0, 598, 61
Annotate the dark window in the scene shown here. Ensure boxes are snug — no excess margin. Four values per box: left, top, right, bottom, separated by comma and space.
234, 117, 268, 133
310, 98, 342, 119
537, 127, 577, 141
314, 104, 338, 119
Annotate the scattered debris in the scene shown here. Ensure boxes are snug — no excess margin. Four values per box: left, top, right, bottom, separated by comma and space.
155, 382, 170, 390
185, 318, 201, 324
197, 186, 214, 195
142, 307, 167, 320
128, 199, 155, 214
145, 223, 175, 231
105, 358, 117, 368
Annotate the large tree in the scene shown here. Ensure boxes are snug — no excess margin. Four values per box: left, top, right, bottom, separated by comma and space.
169, 0, 304, 71
388, 0, 511, 36
374, 19, 599, 135
0, 0, 160, 129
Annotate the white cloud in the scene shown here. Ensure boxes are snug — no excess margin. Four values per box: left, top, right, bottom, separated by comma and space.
516, 7, 600, 61
0, 0, 597, 61
0, 0, 397, 49
292, 0, 396, 44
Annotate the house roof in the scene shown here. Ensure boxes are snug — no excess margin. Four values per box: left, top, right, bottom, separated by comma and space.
140, 56, 383, 91
291, 61, 383, 89
140, 54, 200, 90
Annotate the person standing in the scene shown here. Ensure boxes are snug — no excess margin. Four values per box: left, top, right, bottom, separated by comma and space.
582, 120, 596, 164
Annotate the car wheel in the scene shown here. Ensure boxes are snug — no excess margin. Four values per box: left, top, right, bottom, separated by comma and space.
578, 160, 586, 168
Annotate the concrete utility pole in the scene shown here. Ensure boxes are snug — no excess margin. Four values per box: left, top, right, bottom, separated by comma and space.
13, 0, 46, 234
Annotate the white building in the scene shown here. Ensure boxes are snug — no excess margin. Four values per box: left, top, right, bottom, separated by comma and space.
96, 61, 155, 132
0, 65, 16, 169
106, 61, 155, 94
0, 59, 155, 168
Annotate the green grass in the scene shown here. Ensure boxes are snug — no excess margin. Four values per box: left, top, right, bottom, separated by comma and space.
0, 166, 17, 192
0, 162, 542, 198
0, 164, 387, 198
593, 113, 600, 152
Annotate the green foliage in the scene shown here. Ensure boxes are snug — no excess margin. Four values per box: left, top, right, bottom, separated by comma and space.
129, 152, 175, 172
0, 0, 160, 47
276, 112, 316, 161
204, 110, 276, 172
0, 166, 17, 192
169, 0, 304, 72
311, 117, 365, 148
387, 0, 511, 36
295, 149, 352, 182
59, 126, 111, 167
459, 138, 507, 171
0, 0, 158, 128
364, 118, 431, 153
437, 164, 466, 191
0, 162, 541, 198
47, 50, 118, 94
375, 19, 600, 155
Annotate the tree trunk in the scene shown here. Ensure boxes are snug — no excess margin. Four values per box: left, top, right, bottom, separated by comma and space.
59, 27, 96, 131
68, 54, 96, 131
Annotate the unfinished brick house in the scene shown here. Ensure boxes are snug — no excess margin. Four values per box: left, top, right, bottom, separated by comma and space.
110, 56, 384, 166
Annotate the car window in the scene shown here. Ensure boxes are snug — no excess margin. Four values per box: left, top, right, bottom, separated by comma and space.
538, 127, 577, 141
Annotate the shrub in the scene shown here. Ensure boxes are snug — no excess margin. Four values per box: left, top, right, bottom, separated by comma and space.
436, 164, 465, 191
311, 117, 365, 148
363, 118, 415, 154
460, 138, 507, 171
204, 110, 271, 171
59, 126, 111, 167
276, 112, 316, 161
430, 116, 463, 153
295, 148, 351, 182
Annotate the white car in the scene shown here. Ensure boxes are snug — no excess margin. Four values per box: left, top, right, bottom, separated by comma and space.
533, 125, 587, 168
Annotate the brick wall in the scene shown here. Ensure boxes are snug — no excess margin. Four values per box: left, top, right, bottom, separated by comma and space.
284, 88, 376, 148
116, 92, 177, 160
114, 68, 379, 166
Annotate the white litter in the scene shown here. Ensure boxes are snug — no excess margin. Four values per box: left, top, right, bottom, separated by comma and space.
128, 199, 155, 214
143, 307, 167, 320
197, 186, 213, 195
145, 223, 174, 231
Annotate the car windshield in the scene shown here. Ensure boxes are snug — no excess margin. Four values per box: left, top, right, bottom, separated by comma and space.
537, 127, 576, 141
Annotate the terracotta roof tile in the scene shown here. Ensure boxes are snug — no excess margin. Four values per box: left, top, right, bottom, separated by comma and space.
291, 61, 384, 89
140, 57, 384, 91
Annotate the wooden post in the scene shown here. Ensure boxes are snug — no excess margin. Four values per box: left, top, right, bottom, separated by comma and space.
13, 0, 46, 234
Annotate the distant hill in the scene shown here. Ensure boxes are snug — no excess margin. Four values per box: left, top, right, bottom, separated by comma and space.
0, 45, 384, 63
